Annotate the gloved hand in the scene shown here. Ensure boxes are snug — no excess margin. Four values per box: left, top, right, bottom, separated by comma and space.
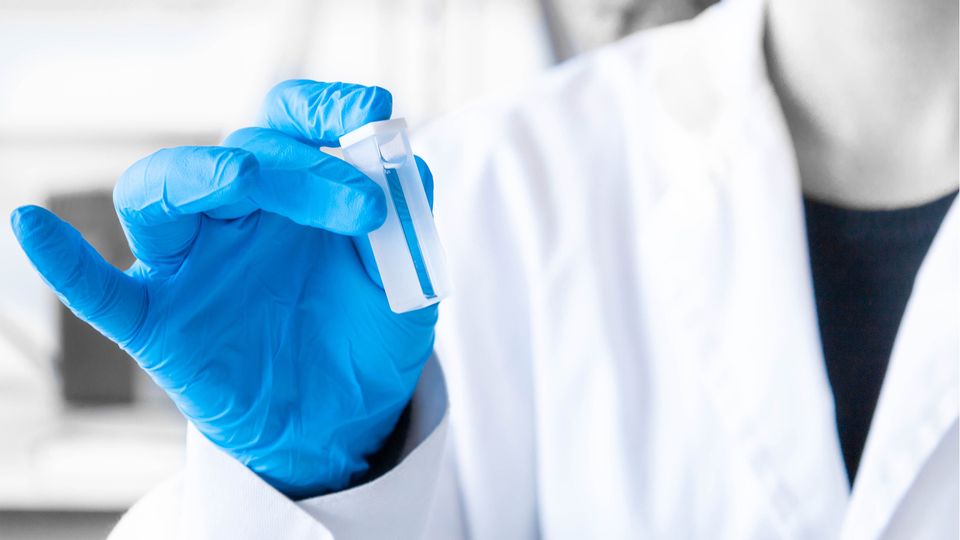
10, 80, 439, 498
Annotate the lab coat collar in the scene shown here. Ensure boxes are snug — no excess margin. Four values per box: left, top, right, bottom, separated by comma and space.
704, 0, 769, 108
646, 40, 848, 540
675, 87, 852, 537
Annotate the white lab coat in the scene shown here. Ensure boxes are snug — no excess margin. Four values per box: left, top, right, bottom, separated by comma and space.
108, 0, 959, 538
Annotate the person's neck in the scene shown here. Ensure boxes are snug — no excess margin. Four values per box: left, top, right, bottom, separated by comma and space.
765, 0, 958, 209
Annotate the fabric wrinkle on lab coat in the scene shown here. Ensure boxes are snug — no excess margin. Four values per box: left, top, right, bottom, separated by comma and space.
108, 0, 959, 538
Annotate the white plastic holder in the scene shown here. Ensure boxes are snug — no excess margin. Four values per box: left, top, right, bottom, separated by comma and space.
339, 118, 452, 313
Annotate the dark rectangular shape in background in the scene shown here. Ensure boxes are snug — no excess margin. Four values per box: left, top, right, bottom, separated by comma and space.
47, 190, 135, 404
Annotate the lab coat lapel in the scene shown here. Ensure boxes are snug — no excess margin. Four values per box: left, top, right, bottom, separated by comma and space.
839, 202, 959, 540
681, 86, 849, 538
650, 1, 849, 536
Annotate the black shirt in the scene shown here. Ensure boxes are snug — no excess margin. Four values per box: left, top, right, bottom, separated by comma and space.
804, 190, 957, 485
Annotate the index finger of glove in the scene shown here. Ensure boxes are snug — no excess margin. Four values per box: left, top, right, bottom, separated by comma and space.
258, 80, 392, 146
113, 146, 259, 271
223, 127, 386, 235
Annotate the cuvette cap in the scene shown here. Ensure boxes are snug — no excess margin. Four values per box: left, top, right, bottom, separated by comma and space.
339, 118, 408, 148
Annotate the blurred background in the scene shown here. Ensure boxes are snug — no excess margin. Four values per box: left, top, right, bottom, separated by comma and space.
0, 0, 712, 538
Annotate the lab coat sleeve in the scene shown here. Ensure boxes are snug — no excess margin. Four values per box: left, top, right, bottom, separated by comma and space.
109, 355, 453, 540
291, 356, 452, 538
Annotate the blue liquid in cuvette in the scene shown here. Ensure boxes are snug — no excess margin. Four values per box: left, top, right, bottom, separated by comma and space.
384, 166, 435, 298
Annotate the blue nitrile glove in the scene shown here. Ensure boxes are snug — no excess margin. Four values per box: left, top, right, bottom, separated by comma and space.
10, 80, 438, 498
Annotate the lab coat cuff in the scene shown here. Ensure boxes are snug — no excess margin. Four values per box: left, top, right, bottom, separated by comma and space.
177, 355, 450, 539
